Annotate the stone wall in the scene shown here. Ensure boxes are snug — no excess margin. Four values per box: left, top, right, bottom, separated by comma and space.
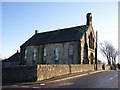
97, 64, 103, 70
2, 66, 37, 84
3, 64, 108, 83
105, 65, 111, 70
37, 64, 103, 81
37, 64, 70, 81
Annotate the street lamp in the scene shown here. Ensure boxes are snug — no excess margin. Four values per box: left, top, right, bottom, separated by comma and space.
95, 31, 98, 70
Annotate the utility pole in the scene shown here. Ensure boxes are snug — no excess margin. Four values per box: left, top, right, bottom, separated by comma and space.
95, 31, 98, 70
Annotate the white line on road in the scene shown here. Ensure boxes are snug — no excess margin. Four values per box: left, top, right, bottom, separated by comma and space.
40, 83, 45, 85
21, 86, 29, 88
33, 86, 40, 88
12, 85, 18, 87
60, 82, 74, 86
109, 75, 117, 80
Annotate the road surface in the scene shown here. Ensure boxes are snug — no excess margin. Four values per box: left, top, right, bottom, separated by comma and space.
2, 70, 120, 89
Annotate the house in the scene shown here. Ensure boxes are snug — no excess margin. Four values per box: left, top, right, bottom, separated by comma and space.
20, 13, 96, 66
2, 50, 20, 67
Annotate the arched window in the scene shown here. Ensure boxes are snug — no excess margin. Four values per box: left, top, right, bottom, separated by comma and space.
89, 32, 94, 49
33, 48, 36, 61
24, 48, 28, 60
68, 44, 73, 55
92, 38, 94, 49
54, 46, 59, 62
43, 47, 47, 63
68, 44, 74, 64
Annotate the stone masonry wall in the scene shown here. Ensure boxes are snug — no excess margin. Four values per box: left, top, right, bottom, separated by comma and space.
3, 64, 108, 83
37, 64, 103, 81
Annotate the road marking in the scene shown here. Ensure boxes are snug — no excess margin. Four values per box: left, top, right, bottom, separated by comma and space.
21, 86, 29, 88
109, 75, 117, 80
40, 83, 45, 85
33, 86, 39, 88
60, 82, 74, 86
12, 85, 18, 87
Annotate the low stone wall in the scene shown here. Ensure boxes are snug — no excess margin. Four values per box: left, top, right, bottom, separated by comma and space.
2, 66, 37, 84
37, 64, 102, 81
37, 64, 70, 81
3, 64, 104, 83
105, 65, 111, 70
70, 64, 94, 73
97, 64, 103, 70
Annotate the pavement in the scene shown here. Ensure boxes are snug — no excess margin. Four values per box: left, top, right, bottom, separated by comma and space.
4, 70, 105, 86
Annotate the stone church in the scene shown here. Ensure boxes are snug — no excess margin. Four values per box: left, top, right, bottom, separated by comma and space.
20, 13, 96, 66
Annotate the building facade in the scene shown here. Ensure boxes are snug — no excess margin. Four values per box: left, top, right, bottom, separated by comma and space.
20, 13, 96, 66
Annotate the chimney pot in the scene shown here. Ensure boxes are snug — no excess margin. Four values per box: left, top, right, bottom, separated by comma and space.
35, 30, 39, 34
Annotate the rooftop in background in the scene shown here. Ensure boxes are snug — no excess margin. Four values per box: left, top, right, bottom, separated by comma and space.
2, 50, 20, 62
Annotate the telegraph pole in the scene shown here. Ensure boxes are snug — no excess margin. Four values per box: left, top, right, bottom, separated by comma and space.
95, 31, 98, 70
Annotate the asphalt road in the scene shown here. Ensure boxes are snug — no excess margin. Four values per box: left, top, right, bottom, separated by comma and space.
2, 70, 120, 89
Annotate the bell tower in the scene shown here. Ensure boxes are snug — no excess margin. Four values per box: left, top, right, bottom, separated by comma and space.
86, 13, 92, 26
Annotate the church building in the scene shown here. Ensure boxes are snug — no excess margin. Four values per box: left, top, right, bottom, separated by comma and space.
20, 13, 96, 66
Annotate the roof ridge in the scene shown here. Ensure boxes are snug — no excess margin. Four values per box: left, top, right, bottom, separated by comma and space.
36, 25, 87, 34
21, 25, 89, 47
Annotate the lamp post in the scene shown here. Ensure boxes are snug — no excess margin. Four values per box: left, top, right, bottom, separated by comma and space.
95, 31, 98, 70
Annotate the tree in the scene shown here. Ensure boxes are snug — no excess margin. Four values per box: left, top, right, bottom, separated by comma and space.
99, 41, 119, 65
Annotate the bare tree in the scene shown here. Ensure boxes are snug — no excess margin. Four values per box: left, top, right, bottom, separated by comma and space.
99, 41, 119, 65
111, 48, 119, 64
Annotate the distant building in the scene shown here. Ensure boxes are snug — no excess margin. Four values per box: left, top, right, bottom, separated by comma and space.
2, 50, 20, 67
20, 13, 96, 66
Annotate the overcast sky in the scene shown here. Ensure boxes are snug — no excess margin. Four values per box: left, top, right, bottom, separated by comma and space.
1, 1, 118, 63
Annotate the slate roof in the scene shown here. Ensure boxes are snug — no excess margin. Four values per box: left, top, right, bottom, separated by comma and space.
2, 52, 20, 62
21, 25, 89, 47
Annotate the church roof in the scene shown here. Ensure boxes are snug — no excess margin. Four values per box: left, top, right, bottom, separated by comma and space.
21, 25, 89, 47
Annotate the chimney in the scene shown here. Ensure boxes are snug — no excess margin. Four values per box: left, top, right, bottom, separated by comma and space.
86, 13, 92, 26
35, 30, 39, 34
17, 50, 19, 53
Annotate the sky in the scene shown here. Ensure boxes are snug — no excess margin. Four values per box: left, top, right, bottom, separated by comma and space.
1, 1, 118, 63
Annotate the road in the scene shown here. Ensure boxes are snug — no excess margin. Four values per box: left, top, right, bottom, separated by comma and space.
2, 70, 120, 89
